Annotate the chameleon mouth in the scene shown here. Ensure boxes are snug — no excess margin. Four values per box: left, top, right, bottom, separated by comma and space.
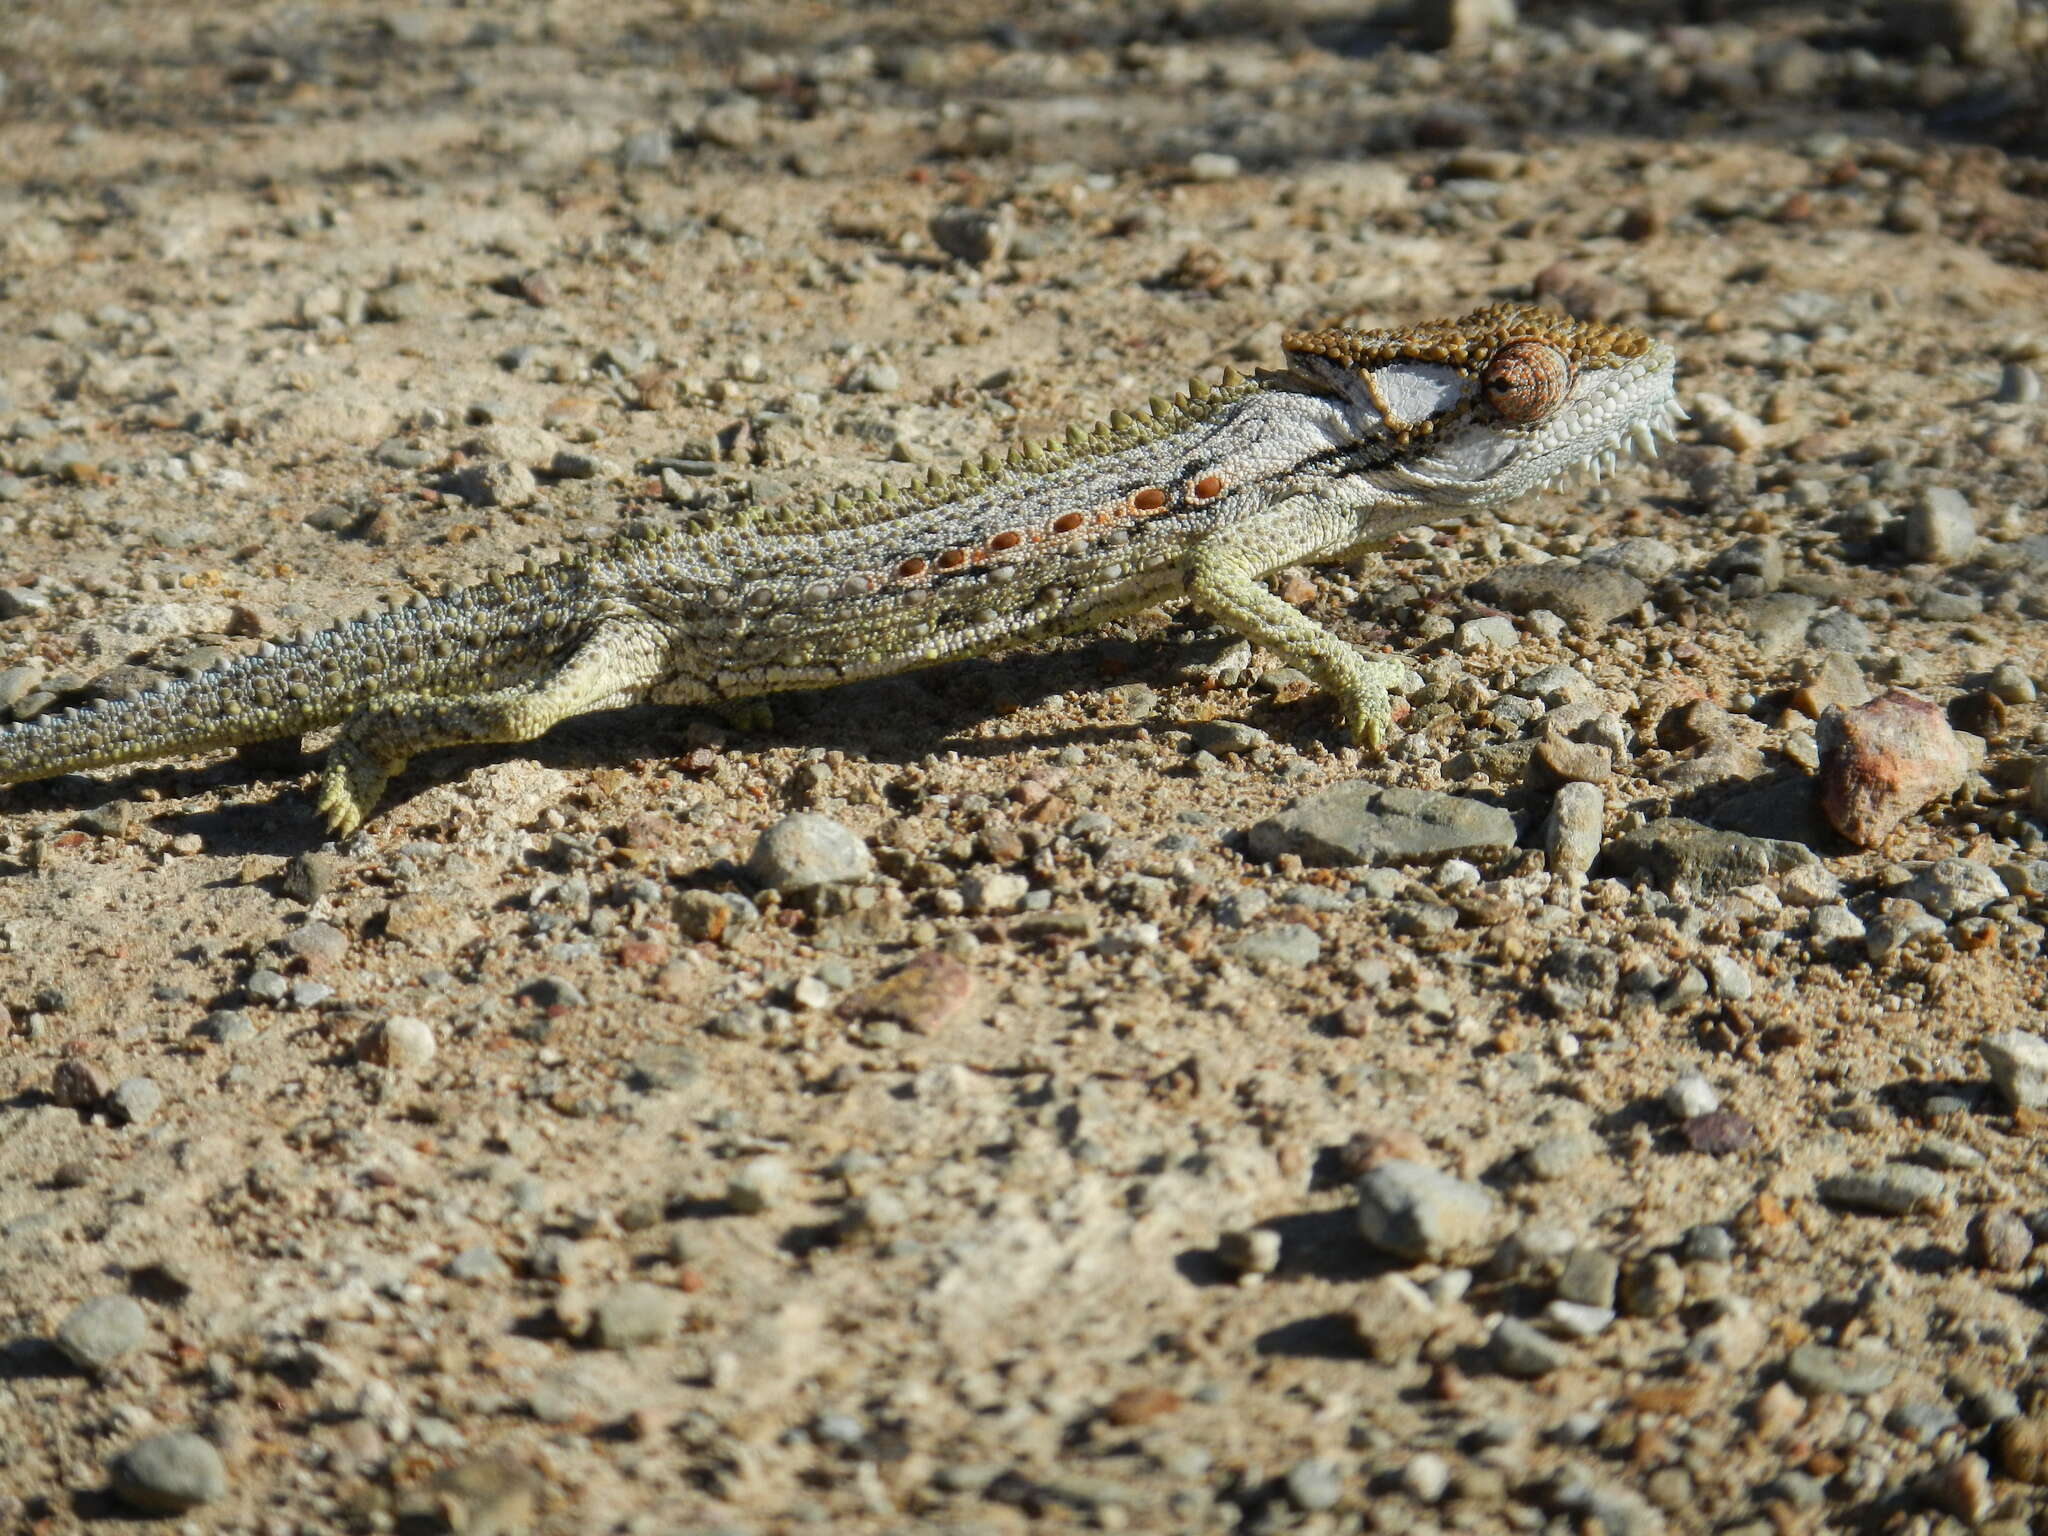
1569, 396, 1687, 486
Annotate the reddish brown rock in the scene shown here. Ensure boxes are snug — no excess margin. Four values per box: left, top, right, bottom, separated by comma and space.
1817, 691, 1969, 847
840, 951, 983, 1035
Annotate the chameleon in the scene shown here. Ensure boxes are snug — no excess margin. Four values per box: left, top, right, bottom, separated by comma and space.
0, 304, 1680, 838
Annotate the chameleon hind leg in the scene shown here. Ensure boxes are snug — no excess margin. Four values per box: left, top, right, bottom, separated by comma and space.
314, 618, 668, 837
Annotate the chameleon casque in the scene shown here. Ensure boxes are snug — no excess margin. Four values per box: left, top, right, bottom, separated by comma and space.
0, 304, 1679, 836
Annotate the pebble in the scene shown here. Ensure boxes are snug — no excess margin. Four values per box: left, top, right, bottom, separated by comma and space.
1901, 857, 2005, 918
1904, 485, 1977, 564
841, 950, 983, 1034
108, 1076, 163, 1127
1186, 151, 1241, 182
1472, 562, 1648, 626
1543, 781, 1603, 876
1349, 1272, 1437, 1363
1602, 817, 1814, 897
1861, 898, 1944, 961
1490, 1317, 1570, 1378
1355, 1160, 1501, 1263
1997, 361, 2042, 405
1402, 1451, 1451, 1504
1522, 1132, 1596, 1181
1283, 1456, 1344, 1511
1988, 661, 2037, 704
50, 1058, 107, 1109
1218, 1228, 1282, 1277
1925, 1454, 1995, 1524
1246, 784, 1516, 867
960, 868, 1029, 915
1979, 1029, 2048, 1111
1784, 1342, 1898, 1398
588, 1283, 680, 1349
1665, 1072, 1721, 1119
1619, 1254, 1685, 1318
1558, 1246, 1619, 1308
1542, 1299, 1614, 1339
54, 1295, 148, 1372
356, 1014, 436, 1070
928, 204, 1013, 267
1226, 923, 1322, 968
109, 1432, 228, 1513
1817, 691, 1970, 848
1455, 614, 1517, 652
727, 1154, 794, 1213
1995, 1415, 2048, 1483
197, 1009, 256, 1046
745, 813, 874, 891
1818, 1163, 1944, 1216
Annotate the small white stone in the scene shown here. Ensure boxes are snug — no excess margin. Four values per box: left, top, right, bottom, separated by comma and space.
358, 1015, 436, 1071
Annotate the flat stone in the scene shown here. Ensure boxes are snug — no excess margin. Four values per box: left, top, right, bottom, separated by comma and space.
1785, 1342, 1898, 1398
1247, 784, 1516, 867
1601, 817, 1814, 897
1471, 562, 1649, 627
1226, 923, 1322, 968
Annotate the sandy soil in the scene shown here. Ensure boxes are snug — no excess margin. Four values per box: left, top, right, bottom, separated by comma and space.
6, 2, 2048, 1531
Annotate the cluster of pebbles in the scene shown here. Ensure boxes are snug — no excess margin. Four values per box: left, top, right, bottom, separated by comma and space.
6, 0, 2048, 1530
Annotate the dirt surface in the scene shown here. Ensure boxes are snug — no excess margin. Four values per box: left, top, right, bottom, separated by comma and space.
7, 1, 2048, 1530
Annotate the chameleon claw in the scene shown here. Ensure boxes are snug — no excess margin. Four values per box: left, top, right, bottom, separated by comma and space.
317, 740, 397, 839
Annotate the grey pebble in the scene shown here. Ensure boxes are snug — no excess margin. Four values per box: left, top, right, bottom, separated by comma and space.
54, 1295, 148, 1372
108, 1076, 163, 1127
1218, 1227, 1282, 1277
727, 1154, 794, 1213
1543, 780, 1603, 878
244, 968, 289, 1005
1402, 1451, 1451, 1503
447, 1246, 510, 1282
1542, 1299, 1614, 1339
1522, 1132, 1596, 1181
1619, 1254, 1685, 1318
1997, 361, 2042, 404
1903, 858, 2006, 919
197, 1009, 256, 1046
1472, 562, 1649, 626
1283, 1457, 1344, 1511
1490, 1317, 1570, 1378
1904, 486, 1977, 564
1979, 1029, 2048, 1110
1356, 1160, 1500, 1263
1558, 1246, 1619, 1308
1785, 1341, 1897, 1398
589, 1283, 680, 1349
109, 1431, 228, 1513
1602, 817, 1814, 897
745, 812, 874, 891
1247, 784, 1515, 867
1226, 923, 1321, 968
1818, 1163, 1945, 1216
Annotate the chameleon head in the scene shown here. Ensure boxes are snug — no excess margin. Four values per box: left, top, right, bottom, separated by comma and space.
1280, 303, 1681, 505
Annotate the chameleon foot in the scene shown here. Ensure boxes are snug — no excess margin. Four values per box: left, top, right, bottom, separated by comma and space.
316, 739, 403, 838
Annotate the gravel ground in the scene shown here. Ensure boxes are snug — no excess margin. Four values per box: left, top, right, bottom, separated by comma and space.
6, 1, 2048, 1531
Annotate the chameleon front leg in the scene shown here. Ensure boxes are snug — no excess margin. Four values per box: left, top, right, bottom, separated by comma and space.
314, 617, 668, 836
1186, 502, 1411, 749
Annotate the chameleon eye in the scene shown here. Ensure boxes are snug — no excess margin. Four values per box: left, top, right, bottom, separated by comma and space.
1479, 339, 1572, 424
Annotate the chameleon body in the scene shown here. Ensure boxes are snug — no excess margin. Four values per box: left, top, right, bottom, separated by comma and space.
0, 305, 1679, 836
